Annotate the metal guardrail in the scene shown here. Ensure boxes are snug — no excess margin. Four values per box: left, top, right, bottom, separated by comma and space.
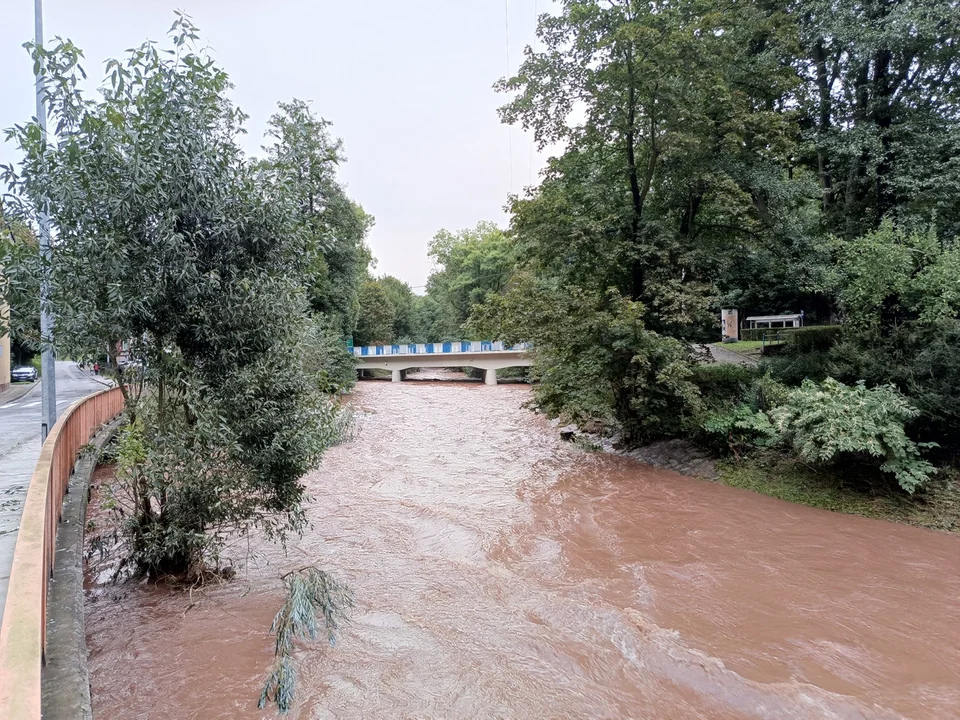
0, 386, 125, 719
352, 341, 532, 357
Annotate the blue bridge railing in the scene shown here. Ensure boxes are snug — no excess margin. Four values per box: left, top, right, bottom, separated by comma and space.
352, 341, 531, 357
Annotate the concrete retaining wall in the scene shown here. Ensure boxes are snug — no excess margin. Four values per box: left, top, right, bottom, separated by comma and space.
0, 387, 124, 719
42, 420, 120, 720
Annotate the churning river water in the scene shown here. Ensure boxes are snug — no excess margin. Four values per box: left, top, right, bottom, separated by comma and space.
85, 371, 960, 719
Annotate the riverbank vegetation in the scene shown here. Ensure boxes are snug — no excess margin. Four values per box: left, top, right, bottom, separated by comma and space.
1, 16, 363, 577
409, 0, 960, 525
719, 456, 960, 533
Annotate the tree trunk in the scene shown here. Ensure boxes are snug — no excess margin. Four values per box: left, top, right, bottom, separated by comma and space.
679, 194, 703, 237
872, 47, 895, 217
623, 49, 657, 302
812, 39, 834, 210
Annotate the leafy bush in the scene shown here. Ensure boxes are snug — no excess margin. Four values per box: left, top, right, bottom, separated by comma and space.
690, 363, 759, 408
787, 325, 843, 352
761, 327, 844, 385
769, 378, 936, 493
825, 223, 960, 455
702, 403, 776, 458
470, 279, 700, 442
300, 319, 357, 394
751, 373, 790, 410
691, 368, 782, 456
106, 333, 343, 576
765, 347, 833, 385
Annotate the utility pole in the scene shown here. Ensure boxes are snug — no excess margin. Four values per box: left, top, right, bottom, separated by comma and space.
35, 0, 57, 441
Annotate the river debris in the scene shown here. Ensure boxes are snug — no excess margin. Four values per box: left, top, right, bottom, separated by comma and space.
259, 566, 354, 714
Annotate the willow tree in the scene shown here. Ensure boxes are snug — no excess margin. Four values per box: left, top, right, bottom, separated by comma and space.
2, 15, 341, 576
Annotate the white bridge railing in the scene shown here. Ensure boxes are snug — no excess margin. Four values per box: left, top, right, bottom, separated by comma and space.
352, 341, 531, 357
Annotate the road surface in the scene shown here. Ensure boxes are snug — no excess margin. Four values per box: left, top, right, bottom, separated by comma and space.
0, 361, 108, 618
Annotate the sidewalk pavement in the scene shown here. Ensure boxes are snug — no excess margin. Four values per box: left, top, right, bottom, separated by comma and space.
0, 438, 43, 617
0, 361, 109, 625
0, 381, 41, 408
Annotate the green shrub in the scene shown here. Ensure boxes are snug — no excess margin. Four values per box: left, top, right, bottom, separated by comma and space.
739, 324, 842, 344
787, 325, 843, 352
756, 327, 844, 384
769, 378, 936, 493
689, 363, 760, 408
826, 322, 960, 458
471, 280, 701, 443
693, 371, 784, 456
764, 348, 833, 384
702, 403, 776, 457
300, 320, 357, 394
751, 373, 790, 410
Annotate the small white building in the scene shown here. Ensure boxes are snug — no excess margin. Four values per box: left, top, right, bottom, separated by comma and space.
744, 314, 802, 330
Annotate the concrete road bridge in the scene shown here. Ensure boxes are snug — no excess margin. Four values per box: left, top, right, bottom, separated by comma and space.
353, 341, 532, 385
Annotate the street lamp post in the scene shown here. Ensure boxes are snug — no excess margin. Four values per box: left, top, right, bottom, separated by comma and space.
34, 0, 57, 440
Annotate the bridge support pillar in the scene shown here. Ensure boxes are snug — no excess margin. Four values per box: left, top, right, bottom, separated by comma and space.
392, 369, 404, 383
484, 368, 497, 386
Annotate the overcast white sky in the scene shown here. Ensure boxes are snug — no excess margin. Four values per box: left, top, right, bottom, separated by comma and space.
0, 0, 550, 289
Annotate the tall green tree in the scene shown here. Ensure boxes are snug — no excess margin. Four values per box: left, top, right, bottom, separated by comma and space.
795, 0, 960, 238
378, 275, 418, 341
353, 274, 420, 345
2, 16, 344, 576
354, 277, 396, 346
261, 99, 373, 338
498, 0, 801, 335
423, 221, 516, 339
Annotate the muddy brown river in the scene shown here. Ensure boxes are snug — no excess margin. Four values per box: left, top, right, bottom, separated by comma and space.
85, 372, 960, 719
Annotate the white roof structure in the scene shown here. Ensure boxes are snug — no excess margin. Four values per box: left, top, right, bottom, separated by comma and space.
744, 314, 801, 322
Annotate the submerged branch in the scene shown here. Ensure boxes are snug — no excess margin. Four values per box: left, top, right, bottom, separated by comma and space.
258, 567, 354, 714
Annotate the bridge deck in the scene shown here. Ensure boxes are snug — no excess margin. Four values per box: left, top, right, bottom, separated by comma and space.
353, 342, 532, 385
352, 341, 530, 357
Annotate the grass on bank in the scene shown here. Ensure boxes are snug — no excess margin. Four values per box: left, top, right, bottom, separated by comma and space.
718, 453, 960, 534
711, 340, 786, 356
714, 340, 765, 353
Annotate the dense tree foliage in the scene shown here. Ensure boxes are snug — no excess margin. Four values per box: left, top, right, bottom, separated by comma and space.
796, 0, 960, 239
419, 222, 517, 340
769, 378, 936, 493
461, 0, 960, 478
353, 273, 420, 346
261, 99, 373, 338
471, 277, 701, 441
0, 216, 40, 362
1, 16, 365, 575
